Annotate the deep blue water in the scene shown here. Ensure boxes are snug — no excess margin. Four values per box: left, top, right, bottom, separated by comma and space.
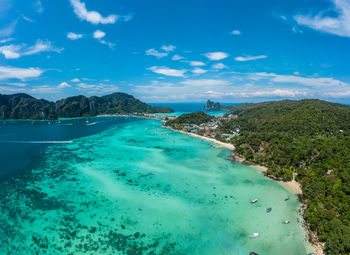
0, 117, 140, 179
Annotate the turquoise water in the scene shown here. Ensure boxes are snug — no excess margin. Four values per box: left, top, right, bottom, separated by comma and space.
0, 118, 311, 254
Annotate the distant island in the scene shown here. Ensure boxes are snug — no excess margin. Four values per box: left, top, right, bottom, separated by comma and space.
165, 99, 350, 254
204, 99, 242, 111
0, 92, 173, 120
204, 100, 221, 111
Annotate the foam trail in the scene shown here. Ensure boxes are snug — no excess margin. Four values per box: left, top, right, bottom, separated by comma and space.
1, 141, 73, 144
86, 122, 98, 126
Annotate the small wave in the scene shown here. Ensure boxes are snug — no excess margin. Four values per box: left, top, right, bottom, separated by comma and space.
86, 122, 98, 126
1, 140, 73, 144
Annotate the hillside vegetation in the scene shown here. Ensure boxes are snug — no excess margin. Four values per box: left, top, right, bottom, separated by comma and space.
0, 92, 173, 119
165, 111, 213, 126
219, 99, 350, 254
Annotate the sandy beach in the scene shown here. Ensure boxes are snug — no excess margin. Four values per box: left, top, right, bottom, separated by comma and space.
179, 131, 235, 150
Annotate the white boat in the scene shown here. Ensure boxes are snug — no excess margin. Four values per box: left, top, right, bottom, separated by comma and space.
249, 233, 259, 238
282, 220, 290, 224
250, 199, 258, 203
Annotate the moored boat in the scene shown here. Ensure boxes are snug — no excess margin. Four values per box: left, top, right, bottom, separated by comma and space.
249, 233, 259, 238
250, 199, 258, 203
284, 197, 289, 201
266, 207, 272, 213
249, 252, 259, 255
282, 220, 290, 224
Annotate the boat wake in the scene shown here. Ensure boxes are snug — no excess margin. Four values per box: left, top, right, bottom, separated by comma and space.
86, 122, 98, 126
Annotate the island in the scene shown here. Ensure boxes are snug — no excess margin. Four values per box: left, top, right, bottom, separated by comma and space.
0, 92, 173, 120
164, 99, 350, 255
204, 100, 221, 111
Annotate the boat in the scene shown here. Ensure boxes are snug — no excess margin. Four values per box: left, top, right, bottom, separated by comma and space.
250, 252, 259, 255
266, 207, 272, 213
249, 233, 259, 238
285, 197, 289, 201
282, 220, 290, 224
250, 199, 258, 203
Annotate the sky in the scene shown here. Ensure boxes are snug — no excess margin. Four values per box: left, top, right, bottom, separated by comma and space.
0, 0, 350, 103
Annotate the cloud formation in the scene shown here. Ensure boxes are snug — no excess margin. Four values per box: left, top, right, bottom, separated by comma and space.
145, 49, 168, 58
253, 72, 347, 87
212, 63, 227, 69
93, 30, 105, 39
294, 0, 350, 37
0, 66, 44, 80
189, 61, 205, 66
0, 40, 62, 59
67, 32, 83, 40
235, 55, 267, 61
33, 0, 44, 13
204, 52, 229, 61
181, 79, 229, 86
148, 66, 186, 77
161, 45, 176, 52
57, 82, 71, 89
191, 68, 207, 74
172, 54, 184, 61
0, 20, 17, 38
230, 30, 241, 35
69, 0, 130, 25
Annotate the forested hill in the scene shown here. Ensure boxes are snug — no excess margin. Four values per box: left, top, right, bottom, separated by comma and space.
0, 92, 173, 119
220, 99, 350, 254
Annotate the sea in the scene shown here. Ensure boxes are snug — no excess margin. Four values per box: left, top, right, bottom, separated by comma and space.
0, 103, 312, 254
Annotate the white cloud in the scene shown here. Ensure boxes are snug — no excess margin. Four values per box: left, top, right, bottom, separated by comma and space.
77, 82, 119, 94
33, 0, 43, 13
29, 85, 57, 94
148, 66, 186, 77
172, 54, 184, 61
92, 30, 115, 49
0, 38, 14, 44
235, 55, 267, 62
145, 48, 168, 58
57, 82, 71, 89
181, 79, 229, 86
230, 30, 241, 35
241, 89, 307, 98
0, 20, 17, 38
212, 63, 227, 69
294, 0, 350, 37
2, 82, 26, 87
0, 44, 21, 59
21, 15, 33, 23
191, 68, 207, 74
25, 40, 63, 55
161, 45, 176, 52
71, 78, 80, 82
189, 61, 205, 66
204, 52, 229, 61
67, 32, 83, 40
99, 40, 115, 48
0, 39, 62, 59
253, 72, 347, 88
0, 66, 44, 80
69, 0, 130, 25
93, 30, 105, 39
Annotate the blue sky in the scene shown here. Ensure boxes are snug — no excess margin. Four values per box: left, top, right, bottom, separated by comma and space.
0, 0, 350, 103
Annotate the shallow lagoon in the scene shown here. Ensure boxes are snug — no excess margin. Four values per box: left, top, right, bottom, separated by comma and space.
0, 117, 311, 254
